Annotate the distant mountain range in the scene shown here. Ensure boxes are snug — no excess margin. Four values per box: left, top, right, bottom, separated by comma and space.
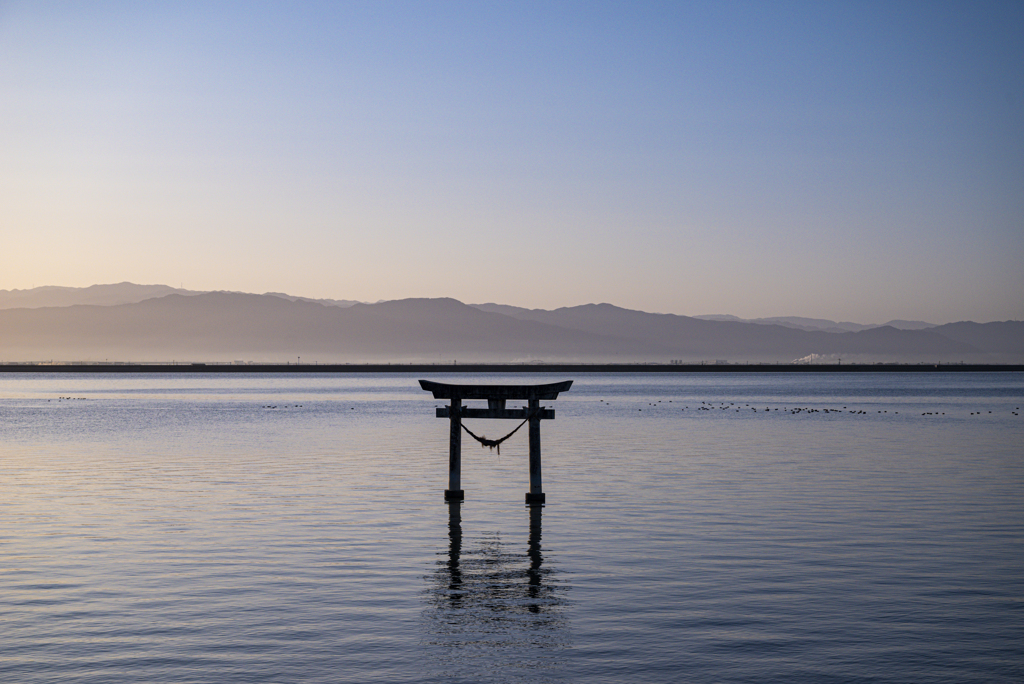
0, 283, 197, 309
0, 284, 1020, 363
0, 283, 361, 310
690, 314, 936, 333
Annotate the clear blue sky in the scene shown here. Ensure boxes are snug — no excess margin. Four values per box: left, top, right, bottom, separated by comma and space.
2, 1, 1021, 323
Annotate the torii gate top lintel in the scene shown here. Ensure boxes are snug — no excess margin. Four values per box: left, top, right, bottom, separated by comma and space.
418, 379, 572, 401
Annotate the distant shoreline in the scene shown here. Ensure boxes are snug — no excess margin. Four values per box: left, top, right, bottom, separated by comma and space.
0, 363, 1021, 373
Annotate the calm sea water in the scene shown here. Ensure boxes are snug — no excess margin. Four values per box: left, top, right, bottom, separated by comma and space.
1, 372, 1022, 683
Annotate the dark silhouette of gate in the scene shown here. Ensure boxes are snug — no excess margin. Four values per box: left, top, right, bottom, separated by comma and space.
419, 380, 572, 504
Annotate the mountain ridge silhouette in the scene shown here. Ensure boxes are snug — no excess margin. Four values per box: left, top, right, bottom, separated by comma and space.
1, 288, 1019, 363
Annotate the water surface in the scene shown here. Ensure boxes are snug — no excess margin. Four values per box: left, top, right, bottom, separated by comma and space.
2, 373, 1022, 682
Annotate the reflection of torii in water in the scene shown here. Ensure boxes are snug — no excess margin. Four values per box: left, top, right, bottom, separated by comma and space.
525, 502, 545, 613
442, 503, 549, 611
422, 503, 571, 676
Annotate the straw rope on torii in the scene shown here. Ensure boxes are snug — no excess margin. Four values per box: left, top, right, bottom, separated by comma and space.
458, 407, 541, 455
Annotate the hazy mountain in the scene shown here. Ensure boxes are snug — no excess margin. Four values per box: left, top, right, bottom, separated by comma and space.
1, 293, 1010, 363
470, 302, 977, 359
928, 321, 1024, 356
691, 314, 936, 333
879, 319, 938, 331
0, 283, 366, 311
0, 283, 199, 309
753, 316, 875, 333
262, 292, 361, 307
0, 293, 627, 363
693, 314, 859, 332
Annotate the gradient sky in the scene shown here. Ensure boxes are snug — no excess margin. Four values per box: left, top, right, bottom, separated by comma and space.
2, 1, 1021, 323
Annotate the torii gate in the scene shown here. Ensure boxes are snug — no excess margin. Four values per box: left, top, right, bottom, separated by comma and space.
419, 379, 573, 504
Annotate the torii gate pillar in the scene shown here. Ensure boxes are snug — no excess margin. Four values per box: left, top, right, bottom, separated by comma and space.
527, 397, 543, 503
419, 380, 572, 505
448, 396, 463, 499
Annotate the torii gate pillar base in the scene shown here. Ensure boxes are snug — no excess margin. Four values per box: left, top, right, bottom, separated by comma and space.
525, 492, 546, 505
445, 489, 465, 501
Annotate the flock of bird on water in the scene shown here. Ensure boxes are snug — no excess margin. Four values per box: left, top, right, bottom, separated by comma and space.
48, 397, 1021, 417
600, 399, 1021, 417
